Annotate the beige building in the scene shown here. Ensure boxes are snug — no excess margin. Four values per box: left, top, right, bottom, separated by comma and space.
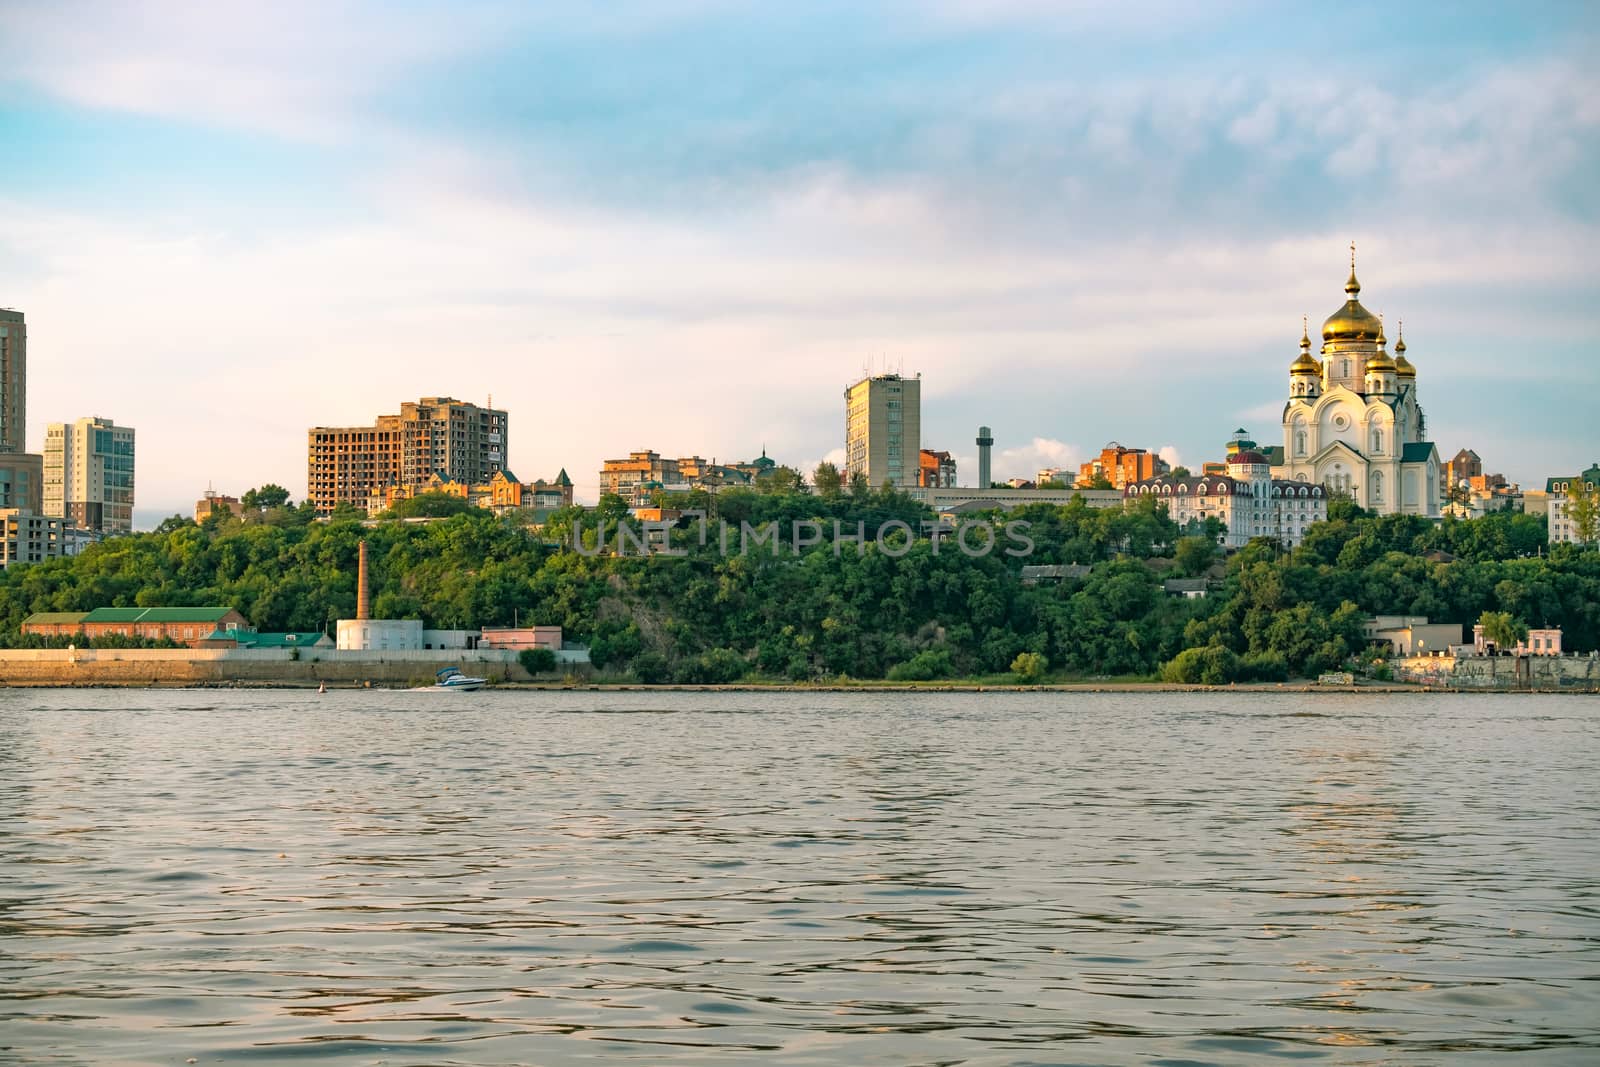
307, 397, 507, 516
1365, 615, 1462, 657
196, 489, 245, 523
43, 417, 136, 534
0, 508, 67, 568
845, 373, 920, 488
598, 450, 756, 505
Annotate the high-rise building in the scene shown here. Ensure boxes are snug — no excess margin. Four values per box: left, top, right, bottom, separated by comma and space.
0, 308, 67, 563
844, 373, 920, 488
0, 308, 26, 457
0, 308, 26, 454
43, 417, 136, 534
307, 397, 508, 516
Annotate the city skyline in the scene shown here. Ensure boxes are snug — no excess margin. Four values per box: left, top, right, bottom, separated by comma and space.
2, 2, 1597, 526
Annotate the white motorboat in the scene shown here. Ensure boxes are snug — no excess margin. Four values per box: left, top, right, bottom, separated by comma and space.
413, 667, 487, 692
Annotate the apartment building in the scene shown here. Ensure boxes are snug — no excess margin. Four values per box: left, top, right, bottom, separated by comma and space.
307, 397, 507, 516
844, 373, 920, 488
43, 417, 136, 534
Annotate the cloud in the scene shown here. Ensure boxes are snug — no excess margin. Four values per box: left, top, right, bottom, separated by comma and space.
2, 6, 1597, 516
1158, 446, 1183, 468
0, 0, 513, 140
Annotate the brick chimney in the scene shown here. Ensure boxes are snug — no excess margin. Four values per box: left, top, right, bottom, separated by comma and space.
357, 540, 371, 621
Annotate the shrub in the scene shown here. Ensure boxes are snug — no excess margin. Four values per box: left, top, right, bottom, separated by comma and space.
1010, 651, 1047, 682
886, 649, 956, 682
674, 647, 748, 685
518, 647, 558, 675
1239, 650, 1288, 682
1161, 645, 1240, 685
630, 651, 671, 684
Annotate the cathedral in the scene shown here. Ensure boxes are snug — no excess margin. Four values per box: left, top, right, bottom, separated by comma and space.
1271, 249, 1441, 516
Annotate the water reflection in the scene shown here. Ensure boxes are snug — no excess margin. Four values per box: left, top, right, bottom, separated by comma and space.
0, 689, 1596, 1065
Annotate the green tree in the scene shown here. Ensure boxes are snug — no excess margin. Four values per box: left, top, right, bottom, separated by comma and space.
518, 647, 558, 675
1477, 610, 1527, 651
242, 484, 291, 510
1566, 480, 1600, 546
812, 461, 843, 497
1010, 651, 1047, 682
755, 466, 808, 495
1174, 536, 1217, 577
386, 492, 479, 519
1169, 466, 1192, 479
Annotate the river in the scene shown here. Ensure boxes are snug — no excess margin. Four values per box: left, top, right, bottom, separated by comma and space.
1, 689, 1596, 1065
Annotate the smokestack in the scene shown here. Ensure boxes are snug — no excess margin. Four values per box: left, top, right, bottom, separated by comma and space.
357, 540, 371, 621
976, 425, 994, 490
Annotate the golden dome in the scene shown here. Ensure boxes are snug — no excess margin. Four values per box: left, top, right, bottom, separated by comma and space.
1321, 247, 1382, 344
1366, 317, 1396, 372
1290, 316, 1320, 373
1394, 321, 1415, 376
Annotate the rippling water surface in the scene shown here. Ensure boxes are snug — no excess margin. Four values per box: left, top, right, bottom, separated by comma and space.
1, 689, 1597, 1066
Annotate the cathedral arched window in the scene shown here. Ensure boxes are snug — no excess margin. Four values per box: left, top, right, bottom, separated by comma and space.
1295, 430, 1306, 456
1372, 428, 1383, 454
1372, 471, 1384, 502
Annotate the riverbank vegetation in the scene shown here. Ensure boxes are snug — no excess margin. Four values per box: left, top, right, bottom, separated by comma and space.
0, 483, 1591, 685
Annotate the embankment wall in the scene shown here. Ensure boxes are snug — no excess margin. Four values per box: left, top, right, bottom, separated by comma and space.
1397, 653, 1600, 691
0, 648, 544, 687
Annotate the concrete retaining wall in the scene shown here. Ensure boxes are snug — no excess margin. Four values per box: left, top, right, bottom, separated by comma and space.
1397, 653, 1600, 691
0, 648, 562, 687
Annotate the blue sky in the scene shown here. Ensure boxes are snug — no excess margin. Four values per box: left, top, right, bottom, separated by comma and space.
1, 0, 1596, 523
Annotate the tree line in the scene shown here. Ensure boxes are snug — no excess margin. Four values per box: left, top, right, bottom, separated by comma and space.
0, 478, 1591, 684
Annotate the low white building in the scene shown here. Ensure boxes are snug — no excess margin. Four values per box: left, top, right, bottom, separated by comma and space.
336, 618, 423, 651
1547, 465, 1599, 546
1124, 439, 1328, 548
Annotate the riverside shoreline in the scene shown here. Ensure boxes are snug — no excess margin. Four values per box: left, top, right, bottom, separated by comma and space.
3, 679, 1595, 694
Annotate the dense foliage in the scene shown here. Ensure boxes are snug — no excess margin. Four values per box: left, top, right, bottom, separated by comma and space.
0, 488, 1590, 684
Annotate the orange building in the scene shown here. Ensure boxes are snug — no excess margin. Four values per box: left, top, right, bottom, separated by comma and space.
918, 449, 957, 488
1078, 443, 1170, 489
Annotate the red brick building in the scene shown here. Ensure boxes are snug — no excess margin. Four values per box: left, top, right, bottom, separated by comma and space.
23, 607, 250, 647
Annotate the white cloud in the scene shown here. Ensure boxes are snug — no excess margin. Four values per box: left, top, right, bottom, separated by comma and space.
1, 13, 1596, 515
0, 0, 511, 140
989, 437, 1085, 484
1158, 445, 1183, 468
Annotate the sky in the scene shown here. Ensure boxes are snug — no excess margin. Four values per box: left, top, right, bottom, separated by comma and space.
1, 0, 1597, 526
